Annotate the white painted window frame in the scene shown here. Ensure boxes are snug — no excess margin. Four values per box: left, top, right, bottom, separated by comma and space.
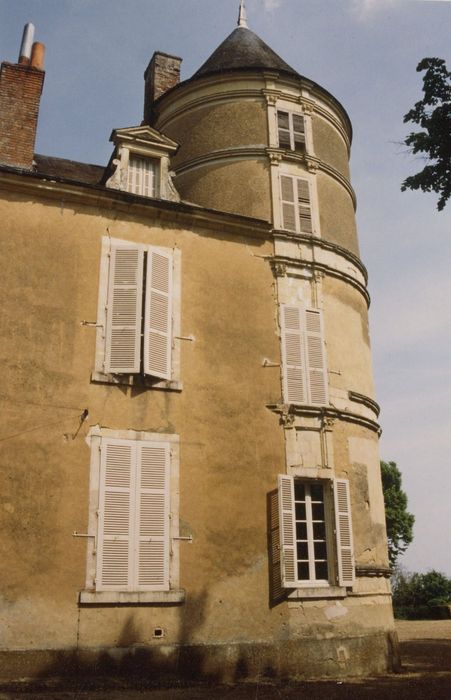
80, 427, 183, 605
277, 475, 355, 591
280, 304, 329, 407
92, 236, 182, 391
277, 110, 306, 152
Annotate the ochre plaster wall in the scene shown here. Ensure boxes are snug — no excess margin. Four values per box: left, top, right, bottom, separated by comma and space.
164, 99, 268, 167
317, 173, 359, 256
312, 115, 350, 179
174, 159, 272, 221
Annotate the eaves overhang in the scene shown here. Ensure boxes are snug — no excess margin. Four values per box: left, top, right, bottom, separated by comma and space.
0, 163, 271, 240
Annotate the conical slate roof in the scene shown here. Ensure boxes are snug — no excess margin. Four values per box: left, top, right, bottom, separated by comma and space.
193, 26, 299, 79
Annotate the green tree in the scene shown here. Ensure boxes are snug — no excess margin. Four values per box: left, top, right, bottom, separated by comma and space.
401, 57, 451, 211
380, 460, 414, 566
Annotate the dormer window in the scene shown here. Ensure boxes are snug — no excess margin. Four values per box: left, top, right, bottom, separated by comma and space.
126, 155, 159, 198
105, 125, 180, 203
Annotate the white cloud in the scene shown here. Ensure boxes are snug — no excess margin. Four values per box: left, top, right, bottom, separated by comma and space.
349, 0, 398, 20
262, 0, 282, 11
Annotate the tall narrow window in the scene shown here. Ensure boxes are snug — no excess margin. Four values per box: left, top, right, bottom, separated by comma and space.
277, 475, 355, 589
277, 111, 306, 152
96, 437, 171, 592
127, 156, 159, 198
100, 240, 174, 381
280, 305, 328, 406
280, 175, 313, 234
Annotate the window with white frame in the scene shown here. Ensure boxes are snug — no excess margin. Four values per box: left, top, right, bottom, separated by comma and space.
92, 237, 180, 387
280, 304, 328, 406
126, 155, 159, 198
277, 111, 306, 152
280, 174, 313, 234
277, 475, 354, 588
82, 432, 181, 599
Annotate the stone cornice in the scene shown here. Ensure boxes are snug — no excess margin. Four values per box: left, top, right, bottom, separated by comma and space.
174, 146, 357, 209
0, 168, 271, 240
348, 391, 380, 418
154, 70, 353, 143
355, 565, 391, 579
267, 403, 381, 435
271, 231, 368, 283
270, 254, 370, 307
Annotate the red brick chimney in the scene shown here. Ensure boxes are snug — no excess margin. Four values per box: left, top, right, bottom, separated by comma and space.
0, 23, 45, 169
143, 52, 182, 124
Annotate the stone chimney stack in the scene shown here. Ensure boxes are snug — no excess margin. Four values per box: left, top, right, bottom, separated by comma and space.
143, 51, 182, 124
0, 23, 45, 169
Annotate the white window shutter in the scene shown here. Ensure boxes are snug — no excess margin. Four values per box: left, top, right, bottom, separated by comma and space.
281, 305, 307, 404
105, 246, 144, 374
144, 247, 173, 380
136, 442, 170, 591
277, 111, 291, 149
280, 175, 297, 232
297, 179, 313, 234
292, 114, 306, 152
127, 156, 157, 198
334, 479, 355, 587
278, 475, 297, 587
304, 308, 328, 405
97, 440, 136, 591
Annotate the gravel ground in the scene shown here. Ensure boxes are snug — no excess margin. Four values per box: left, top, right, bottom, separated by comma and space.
1, 621, 450, 699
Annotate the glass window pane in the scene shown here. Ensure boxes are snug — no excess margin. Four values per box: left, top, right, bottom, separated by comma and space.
312, 502, 325, 520
294, 482, 305, 501
297, 542, 309, 560
295, 502, 306, 520
298, 562, 310, 580
315, 561, 328, 580
313, 521, 326, 539
310, 483, 324, 501
296, 521, 307, 539
314, 542, 327, 560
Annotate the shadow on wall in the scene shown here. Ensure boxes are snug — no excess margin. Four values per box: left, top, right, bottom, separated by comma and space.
25, 586, 275, 687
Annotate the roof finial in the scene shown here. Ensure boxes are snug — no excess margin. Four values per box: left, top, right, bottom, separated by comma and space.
238, 0, 248, 28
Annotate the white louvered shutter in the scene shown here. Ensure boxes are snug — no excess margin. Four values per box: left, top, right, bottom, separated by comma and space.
136, 442, 170, 590
278, 475, 297, 587
105, 245, 144, 374
297, 179, 313, 234
127, 156, 157, 198
281, 305, 307, 404
334, 479, 355, 587
304, 308, 328, 405
97, 440, 135, 590
144, 248, 173, 379
292, 114, 306, 152
277, 111, 291, 149
280, 175, 297, 232
269, 489, 284, 601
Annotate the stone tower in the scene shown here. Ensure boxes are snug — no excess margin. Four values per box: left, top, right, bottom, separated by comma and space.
145, 11, 397, 676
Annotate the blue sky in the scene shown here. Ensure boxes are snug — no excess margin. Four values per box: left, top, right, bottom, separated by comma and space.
1, 0, 450, 574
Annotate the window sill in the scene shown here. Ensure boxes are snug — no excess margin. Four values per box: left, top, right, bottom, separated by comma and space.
91, 371, 182, 392
288, 586, 347, 600
79, 589, 186, 606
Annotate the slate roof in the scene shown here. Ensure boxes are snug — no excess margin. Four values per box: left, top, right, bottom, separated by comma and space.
193, 26, 299, 79
34, 154, 105, 185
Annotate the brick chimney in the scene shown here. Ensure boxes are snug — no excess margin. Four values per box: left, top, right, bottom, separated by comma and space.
0, 23, 45, 169
143, 52, 182, 124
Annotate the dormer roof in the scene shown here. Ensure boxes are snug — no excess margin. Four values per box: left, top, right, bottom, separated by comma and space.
110, 125, 178, 154
193, 26, 299, 80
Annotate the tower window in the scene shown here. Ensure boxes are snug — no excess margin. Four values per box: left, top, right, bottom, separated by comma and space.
277, 111, 306, 152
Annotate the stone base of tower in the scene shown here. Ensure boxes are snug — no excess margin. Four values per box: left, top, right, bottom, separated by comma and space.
0, 630, 400, 683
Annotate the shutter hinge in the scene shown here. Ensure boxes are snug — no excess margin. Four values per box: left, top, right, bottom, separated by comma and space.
172, 535, 193, 543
